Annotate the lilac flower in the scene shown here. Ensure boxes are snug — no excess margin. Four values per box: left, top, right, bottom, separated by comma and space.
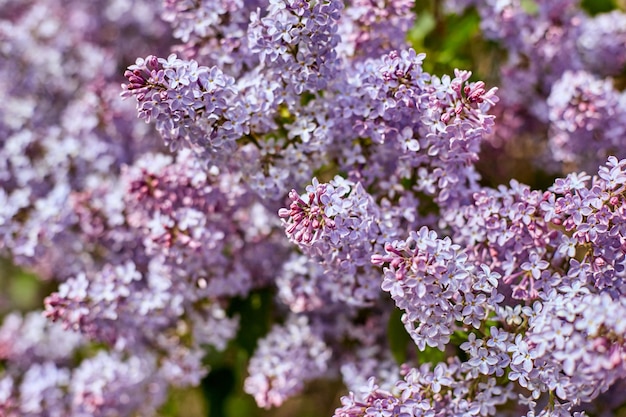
521, 252, 550, 280
123, 55, 247, 164
465, 347, 500, 376
280, 176, 396, 305
247, 0, 344, 93
0, 312, 84, 369
244, 315, 331, 408
547, 70, 626, 171
339, 0, 415, 60
577, 10, 626, 77
160, 0, 260, 77
508, 335, 536, 373
373, 227, 499, 351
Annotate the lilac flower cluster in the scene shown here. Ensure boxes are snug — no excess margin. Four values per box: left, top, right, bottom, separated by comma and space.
160, 0, 261, 74
339, 0, 415, 60
577, 10, 626, 77
441, 180, 557, 300
122, 55, 248, 161
43, 148, 282, 387
547, 71, 626, 172
326, 49, 498, 206
124, 32, 499, 205
0, 311, 167, 417
372, 227, 502, 351
248, 0, 344, 93
338, 313, 401, 395
345, 156, 626, 416
525, 290, 626, 405
450, 0, 626, 173
279, 176, 394, 306
244, 315, 331, 408
0, 0, 169, 277
335, 361, 513, 417
2, 0, 268, 411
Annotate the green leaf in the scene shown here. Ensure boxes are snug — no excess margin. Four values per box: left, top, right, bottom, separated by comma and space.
436, 11, 481, 70
408, 13, 437, 46
0, 258, 45, 312
581, 0, 616, 14
520, 0, 539, 14
417, 345, 446, 365
202, 367, 235, 417
387, 307, 412, 364
159, 386, 207, 417
227, 288, 274, 356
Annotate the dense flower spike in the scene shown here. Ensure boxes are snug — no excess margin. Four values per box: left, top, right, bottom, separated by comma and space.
280, 176, 396, 305
122, 55, 248, 161
526, 291, 626, 404
333, 362, 513, 417
373, 227, 501, 350
248, 0, 344, 93
363, 157, 626, 415
0, 312, 84, 370
577, 10, 626, 77
43, 149, 283, 386
244, 315, 331, 408
160, 0, 261, 75
0, 312, 168, 417
339, 0, 415, 60
547, 71, 626, 171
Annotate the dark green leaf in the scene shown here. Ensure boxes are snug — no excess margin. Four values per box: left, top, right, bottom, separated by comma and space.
387, 307, 412, 364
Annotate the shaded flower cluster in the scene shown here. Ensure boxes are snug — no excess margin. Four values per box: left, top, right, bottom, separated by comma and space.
449, 0, 626, 175
0, 312, 167, 417
244, 315, 331, 408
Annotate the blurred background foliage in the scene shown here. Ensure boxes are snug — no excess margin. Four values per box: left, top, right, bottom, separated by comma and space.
2, 0, 626, 416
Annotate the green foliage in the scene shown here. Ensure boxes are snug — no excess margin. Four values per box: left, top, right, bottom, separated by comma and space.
581, 0, 617, 14
202, 367, 236, 417
227, 288, 274, 356
387, 306, 413, 364
0, 258, 49, 313
410, 2, 487, 78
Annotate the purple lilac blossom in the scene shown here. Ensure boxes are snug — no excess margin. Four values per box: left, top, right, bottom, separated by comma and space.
276, 254, 332, 313
356, 156, 626, 416
372, 227, 501, 351
547, 70, 626, 172
526, 291, 626, 405
337, 0, 415, 60
160, 0, 262, 75
0, 311, 168, 417
279, 176, 397, 306
244, 315, 331, 408
318, 48, 498, 212
0, 0, 169, 277
44, 148, 285, 386
577, 10, 626, 77
122, 55, 247, 161
124, 39, 499, 205
336, 312, 402, 395
455, 0, 626, 174
440, 179, 559, 300
247, 0, 344, 94
334, 361, 514, 417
